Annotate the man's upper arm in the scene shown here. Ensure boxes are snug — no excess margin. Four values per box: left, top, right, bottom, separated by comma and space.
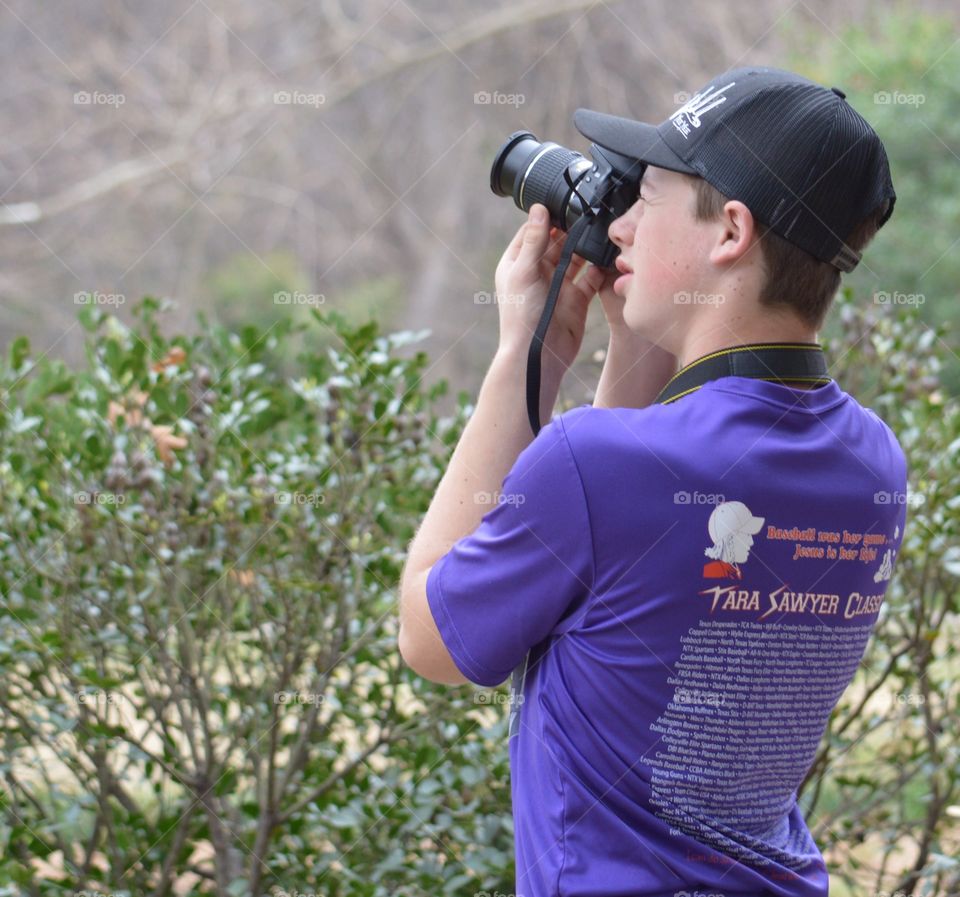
399, 563, 470, 685
407, 408, 596, 687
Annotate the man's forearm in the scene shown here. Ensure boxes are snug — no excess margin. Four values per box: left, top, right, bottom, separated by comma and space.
400, 328, 674, 604
594, 333, 677, 409
401, 345, 559, 585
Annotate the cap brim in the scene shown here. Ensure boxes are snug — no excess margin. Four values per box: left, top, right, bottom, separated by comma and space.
574, 108, 697, 175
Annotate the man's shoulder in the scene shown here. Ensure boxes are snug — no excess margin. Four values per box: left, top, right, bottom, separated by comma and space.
846, 395, 908, 464
554, 402, 682, 464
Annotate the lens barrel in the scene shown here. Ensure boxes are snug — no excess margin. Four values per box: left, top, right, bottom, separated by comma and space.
490, 129, 641, 268
490, 131, 591, 228
490, 131, 539, 197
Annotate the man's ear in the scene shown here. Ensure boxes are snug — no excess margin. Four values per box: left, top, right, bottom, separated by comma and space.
709, 199, 758, 266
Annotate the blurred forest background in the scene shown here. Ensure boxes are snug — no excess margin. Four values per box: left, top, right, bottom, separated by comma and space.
1, 1, 959, 896
3, 0, 960, 401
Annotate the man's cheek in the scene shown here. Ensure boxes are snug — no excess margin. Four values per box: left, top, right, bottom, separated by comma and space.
623, 269, 670, 331
640, 240, 683, 297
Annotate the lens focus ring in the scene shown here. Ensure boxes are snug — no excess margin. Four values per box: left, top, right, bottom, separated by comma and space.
519, 145, 581, 212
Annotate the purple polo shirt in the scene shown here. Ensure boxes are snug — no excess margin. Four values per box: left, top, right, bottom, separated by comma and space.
426, 375, 908, 897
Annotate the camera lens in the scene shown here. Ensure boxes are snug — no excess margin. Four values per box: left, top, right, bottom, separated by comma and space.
490, 131, 538, 197
490, 131, 592, 228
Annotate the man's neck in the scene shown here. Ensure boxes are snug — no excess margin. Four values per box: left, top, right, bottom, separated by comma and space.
674, 315, 819, 371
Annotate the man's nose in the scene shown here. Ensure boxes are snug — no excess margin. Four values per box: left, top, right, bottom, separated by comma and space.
608, 211, 633, 250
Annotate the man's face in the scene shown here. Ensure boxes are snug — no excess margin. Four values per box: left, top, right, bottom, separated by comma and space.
606, 164, 716, 341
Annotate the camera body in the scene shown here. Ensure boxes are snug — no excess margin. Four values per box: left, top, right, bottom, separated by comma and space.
490, 130, 644, 269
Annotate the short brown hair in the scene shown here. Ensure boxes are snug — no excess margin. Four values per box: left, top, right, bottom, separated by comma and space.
688, 175, 889, 331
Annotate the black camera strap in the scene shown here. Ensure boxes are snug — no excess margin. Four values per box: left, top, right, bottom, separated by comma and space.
525, 213, 592, 436
653, 342, 832, 405
526, 268, 831, 433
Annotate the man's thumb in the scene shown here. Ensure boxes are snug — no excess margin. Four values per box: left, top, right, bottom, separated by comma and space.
520, 203, 549, 252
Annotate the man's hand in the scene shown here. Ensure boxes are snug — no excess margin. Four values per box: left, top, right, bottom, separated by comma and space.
595, 266, 633, 336
494, 203, 607, 387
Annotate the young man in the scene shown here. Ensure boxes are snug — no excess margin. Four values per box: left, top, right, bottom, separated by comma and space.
399, 65, 906, 897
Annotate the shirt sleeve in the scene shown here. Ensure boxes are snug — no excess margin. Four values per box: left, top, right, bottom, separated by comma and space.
425, 407, 596, 686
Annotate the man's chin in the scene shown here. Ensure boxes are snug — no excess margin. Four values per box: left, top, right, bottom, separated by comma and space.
623, 301, 667, 343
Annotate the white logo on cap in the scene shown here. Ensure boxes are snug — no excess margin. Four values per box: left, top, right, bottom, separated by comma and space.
670, 80, 736, 139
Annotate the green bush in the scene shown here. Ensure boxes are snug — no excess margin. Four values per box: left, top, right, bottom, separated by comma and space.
0, 291, 956, 896
0, 299, 515, 896
802, 289, 960, 895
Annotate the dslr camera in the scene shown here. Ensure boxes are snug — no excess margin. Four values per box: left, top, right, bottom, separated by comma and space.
490, 130, 644, 269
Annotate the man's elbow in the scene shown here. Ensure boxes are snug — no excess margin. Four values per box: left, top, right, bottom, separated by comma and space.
397, 566, 471, 685
397, 620, 469, 686
397, 622, 420, 674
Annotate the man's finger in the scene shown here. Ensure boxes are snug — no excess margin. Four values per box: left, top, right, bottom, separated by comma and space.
575, 262, 609, 299
503, 220, 528, 263
515, 203, 551, 270
543, 228, 567, 266
563, 253, 589, 281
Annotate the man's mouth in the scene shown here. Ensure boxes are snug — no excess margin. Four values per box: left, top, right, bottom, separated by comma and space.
613, 257, 633, 295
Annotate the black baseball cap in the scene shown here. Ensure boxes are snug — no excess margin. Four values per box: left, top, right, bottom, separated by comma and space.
574, 65, 896, 272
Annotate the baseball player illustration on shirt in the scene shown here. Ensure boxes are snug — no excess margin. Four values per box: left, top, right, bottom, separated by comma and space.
703, 500, 765, 580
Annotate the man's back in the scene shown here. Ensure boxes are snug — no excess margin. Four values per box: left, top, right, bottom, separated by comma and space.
426, 375, 907, 896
